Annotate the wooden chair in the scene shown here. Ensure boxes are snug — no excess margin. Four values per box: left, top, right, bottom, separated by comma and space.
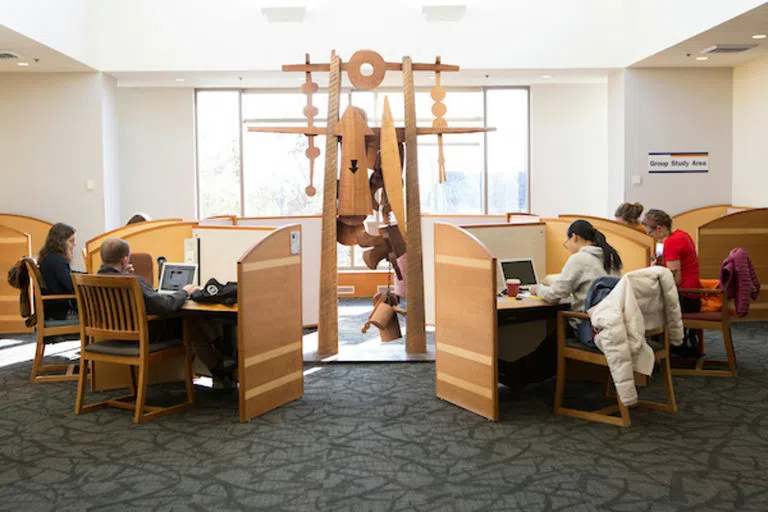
23, 258, 80, 383
129, 252, 154, 286
72, 274, 194, 423
554, 311, 677, 427
672, 287, 737, 377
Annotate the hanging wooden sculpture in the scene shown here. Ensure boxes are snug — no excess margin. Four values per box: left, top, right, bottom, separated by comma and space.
247, 49, 494, 356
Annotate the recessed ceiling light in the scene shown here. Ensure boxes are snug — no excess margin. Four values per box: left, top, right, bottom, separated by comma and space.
261, 6, 306, 23
540, 74, 552, 79
753, 34, 767, 39
175, 78, 185, 82
422, 5, 467, 22
16, 62, 30, 67
696, 56, 708, 61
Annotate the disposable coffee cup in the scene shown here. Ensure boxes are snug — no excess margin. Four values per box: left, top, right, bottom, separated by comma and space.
506, 278, 521, 298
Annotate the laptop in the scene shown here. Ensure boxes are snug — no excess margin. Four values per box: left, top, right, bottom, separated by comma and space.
499, 258, 538, 293
157, 263, 198, 294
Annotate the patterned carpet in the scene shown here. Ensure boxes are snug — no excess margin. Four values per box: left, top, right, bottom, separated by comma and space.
1, 323, 768, 511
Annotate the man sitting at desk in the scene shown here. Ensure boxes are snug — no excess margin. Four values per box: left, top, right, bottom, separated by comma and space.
97, 238, 237, 388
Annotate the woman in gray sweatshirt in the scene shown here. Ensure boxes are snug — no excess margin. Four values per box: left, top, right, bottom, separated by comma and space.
531, 220, 623, 327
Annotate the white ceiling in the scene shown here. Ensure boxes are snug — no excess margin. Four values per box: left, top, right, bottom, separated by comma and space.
633, 3, 768, 67
0, 24, 91, 72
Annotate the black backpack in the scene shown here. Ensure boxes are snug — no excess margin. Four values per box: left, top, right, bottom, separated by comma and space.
190, 278, 238, 305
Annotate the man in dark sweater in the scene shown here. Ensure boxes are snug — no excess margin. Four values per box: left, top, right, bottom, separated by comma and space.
97, 238, 236, 387
97, 238, 197, 315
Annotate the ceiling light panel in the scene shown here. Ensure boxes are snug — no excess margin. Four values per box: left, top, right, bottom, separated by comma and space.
422, 5, 466, 22
261, 6, 306, 23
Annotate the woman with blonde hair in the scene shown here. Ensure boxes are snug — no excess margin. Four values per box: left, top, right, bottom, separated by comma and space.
614, 202, 645, 232
38, 223, 79, 321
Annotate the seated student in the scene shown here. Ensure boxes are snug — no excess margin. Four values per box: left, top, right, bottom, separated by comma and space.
640, 209, 700, 313
531, 220, 623, 329
38, 223, 81, 321
97, 238, 236, 387
126, 213, 151, 225
614, 202, 646, 232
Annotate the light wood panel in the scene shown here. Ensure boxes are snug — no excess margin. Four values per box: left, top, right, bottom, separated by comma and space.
463, 223, 546, 291
118, 222, 197, 287
506, 213, 539, 223
672, 205, 732, 250
198, 215, 236, 226
544, 219, 650, 276
0, 225, 32, 333
434, 223, 498, 421
558, 214, 655, 256
85, 219, 183, 273
0, 214, 52, 259
238, 225, 304, 422
699, 208, 768, 321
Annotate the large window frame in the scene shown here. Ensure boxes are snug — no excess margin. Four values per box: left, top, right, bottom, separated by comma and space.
195, 87, 530, 268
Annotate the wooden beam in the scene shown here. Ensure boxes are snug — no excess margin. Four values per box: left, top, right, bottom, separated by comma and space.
402, 57, 427, 354
283, 62, 460, 73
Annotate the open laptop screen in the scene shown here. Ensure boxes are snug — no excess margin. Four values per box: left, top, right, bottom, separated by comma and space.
500, 259, 538, 287
158, 263, 197, 292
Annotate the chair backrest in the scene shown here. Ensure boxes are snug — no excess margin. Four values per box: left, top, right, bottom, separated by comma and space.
22, 258, 45, 324
129, 253, 154, 286
72, 274, 149, 351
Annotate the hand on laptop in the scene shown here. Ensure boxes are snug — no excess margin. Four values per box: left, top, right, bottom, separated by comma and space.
183, 284, 201, 297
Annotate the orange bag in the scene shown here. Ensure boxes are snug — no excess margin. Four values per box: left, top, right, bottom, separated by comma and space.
699, 279, 723, 312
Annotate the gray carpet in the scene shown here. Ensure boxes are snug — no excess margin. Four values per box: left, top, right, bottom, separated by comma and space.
1, 323, 768, 511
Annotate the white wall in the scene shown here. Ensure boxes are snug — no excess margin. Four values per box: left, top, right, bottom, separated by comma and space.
530, 83, 609, 218
101, 74, 120, 229
0, 72, 109, 268
732, 55, 768, 208
116, 88, 197, 222
623, 68, 733, 215
607, 71, 626, 216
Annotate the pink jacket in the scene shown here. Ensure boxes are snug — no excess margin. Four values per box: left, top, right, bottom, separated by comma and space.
720, 248, 761, 317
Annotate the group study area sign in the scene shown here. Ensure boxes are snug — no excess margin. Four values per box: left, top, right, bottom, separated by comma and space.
648, 152, 709, 174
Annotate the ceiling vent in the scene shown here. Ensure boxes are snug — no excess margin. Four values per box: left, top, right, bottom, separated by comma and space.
701, 44, 757, 54
0, 51, 22, 60
261, 6, 306, 23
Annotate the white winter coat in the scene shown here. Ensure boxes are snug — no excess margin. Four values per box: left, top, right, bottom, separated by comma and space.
588, 266, 684, 406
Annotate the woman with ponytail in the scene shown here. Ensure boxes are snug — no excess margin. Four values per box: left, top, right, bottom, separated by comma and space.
614, 202, 645, 232
531, 220, 622, 327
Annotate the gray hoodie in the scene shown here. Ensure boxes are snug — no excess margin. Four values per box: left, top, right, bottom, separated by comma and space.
537, 246, 621, 319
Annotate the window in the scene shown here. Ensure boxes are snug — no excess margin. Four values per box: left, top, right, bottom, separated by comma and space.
196, 87, 529, 265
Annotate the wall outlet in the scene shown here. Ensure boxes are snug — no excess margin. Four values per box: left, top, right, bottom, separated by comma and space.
290, 230, 301, 255
631, 174, 643, 186
85, 179, 95, 191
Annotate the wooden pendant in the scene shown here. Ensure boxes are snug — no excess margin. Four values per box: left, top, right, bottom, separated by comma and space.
336, 106, 374, 219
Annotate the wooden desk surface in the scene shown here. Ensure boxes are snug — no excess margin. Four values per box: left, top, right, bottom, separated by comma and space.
497, 297, 561, 310
180, 301, 237, 313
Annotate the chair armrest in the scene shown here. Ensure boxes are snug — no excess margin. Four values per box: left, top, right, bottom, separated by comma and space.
559, 311, 589, 320
42, 294, 77, 300
678, 288, 723, 295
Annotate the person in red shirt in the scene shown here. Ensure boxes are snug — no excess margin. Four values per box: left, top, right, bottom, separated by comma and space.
641, 208, 701, 313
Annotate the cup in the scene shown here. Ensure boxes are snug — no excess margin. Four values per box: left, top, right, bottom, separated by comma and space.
506, 278, 521, 298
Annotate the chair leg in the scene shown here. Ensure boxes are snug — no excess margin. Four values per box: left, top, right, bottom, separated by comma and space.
616, 395, 631, 427
30, 333, 46, 383
660, 357, 678, 413
74, 357, 89, 415
723, 326, 738, 375
134, 363, 150, 424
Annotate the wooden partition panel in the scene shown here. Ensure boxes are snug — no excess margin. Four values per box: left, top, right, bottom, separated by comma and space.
199, 215, 237, 225
506, 213, 540, 223
544, 219, 650, 276
117, 222, 196, 286
434, 223, 498, 421
85, 219, 183, 273
0, 226, 31, 333
558, 214, 654, 255
238, 225, 303, 422
462, 223, 546, 290
672, 205, 732, 250
0, 214, 52, 259
422, 215, 506, 325
699, 208, 768, 321
237, 216, 321, 327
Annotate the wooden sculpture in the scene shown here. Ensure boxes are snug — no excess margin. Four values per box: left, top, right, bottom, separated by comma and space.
248, 49, 494, 355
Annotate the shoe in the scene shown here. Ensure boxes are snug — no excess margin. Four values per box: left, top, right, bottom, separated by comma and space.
212, 375, 237, 391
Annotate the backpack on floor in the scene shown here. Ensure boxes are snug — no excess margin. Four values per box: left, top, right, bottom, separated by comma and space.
190, 278, 238, 306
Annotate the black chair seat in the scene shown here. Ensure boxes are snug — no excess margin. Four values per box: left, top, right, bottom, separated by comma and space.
566, 338, 664, 354
84, 338, 182, 357
43, 314, 79, 329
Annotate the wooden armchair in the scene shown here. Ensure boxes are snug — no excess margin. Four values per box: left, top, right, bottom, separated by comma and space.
23, 258, 80, 383
554, 311, 677, 427
672, 287, 736, 377
72, 274, 194, 423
